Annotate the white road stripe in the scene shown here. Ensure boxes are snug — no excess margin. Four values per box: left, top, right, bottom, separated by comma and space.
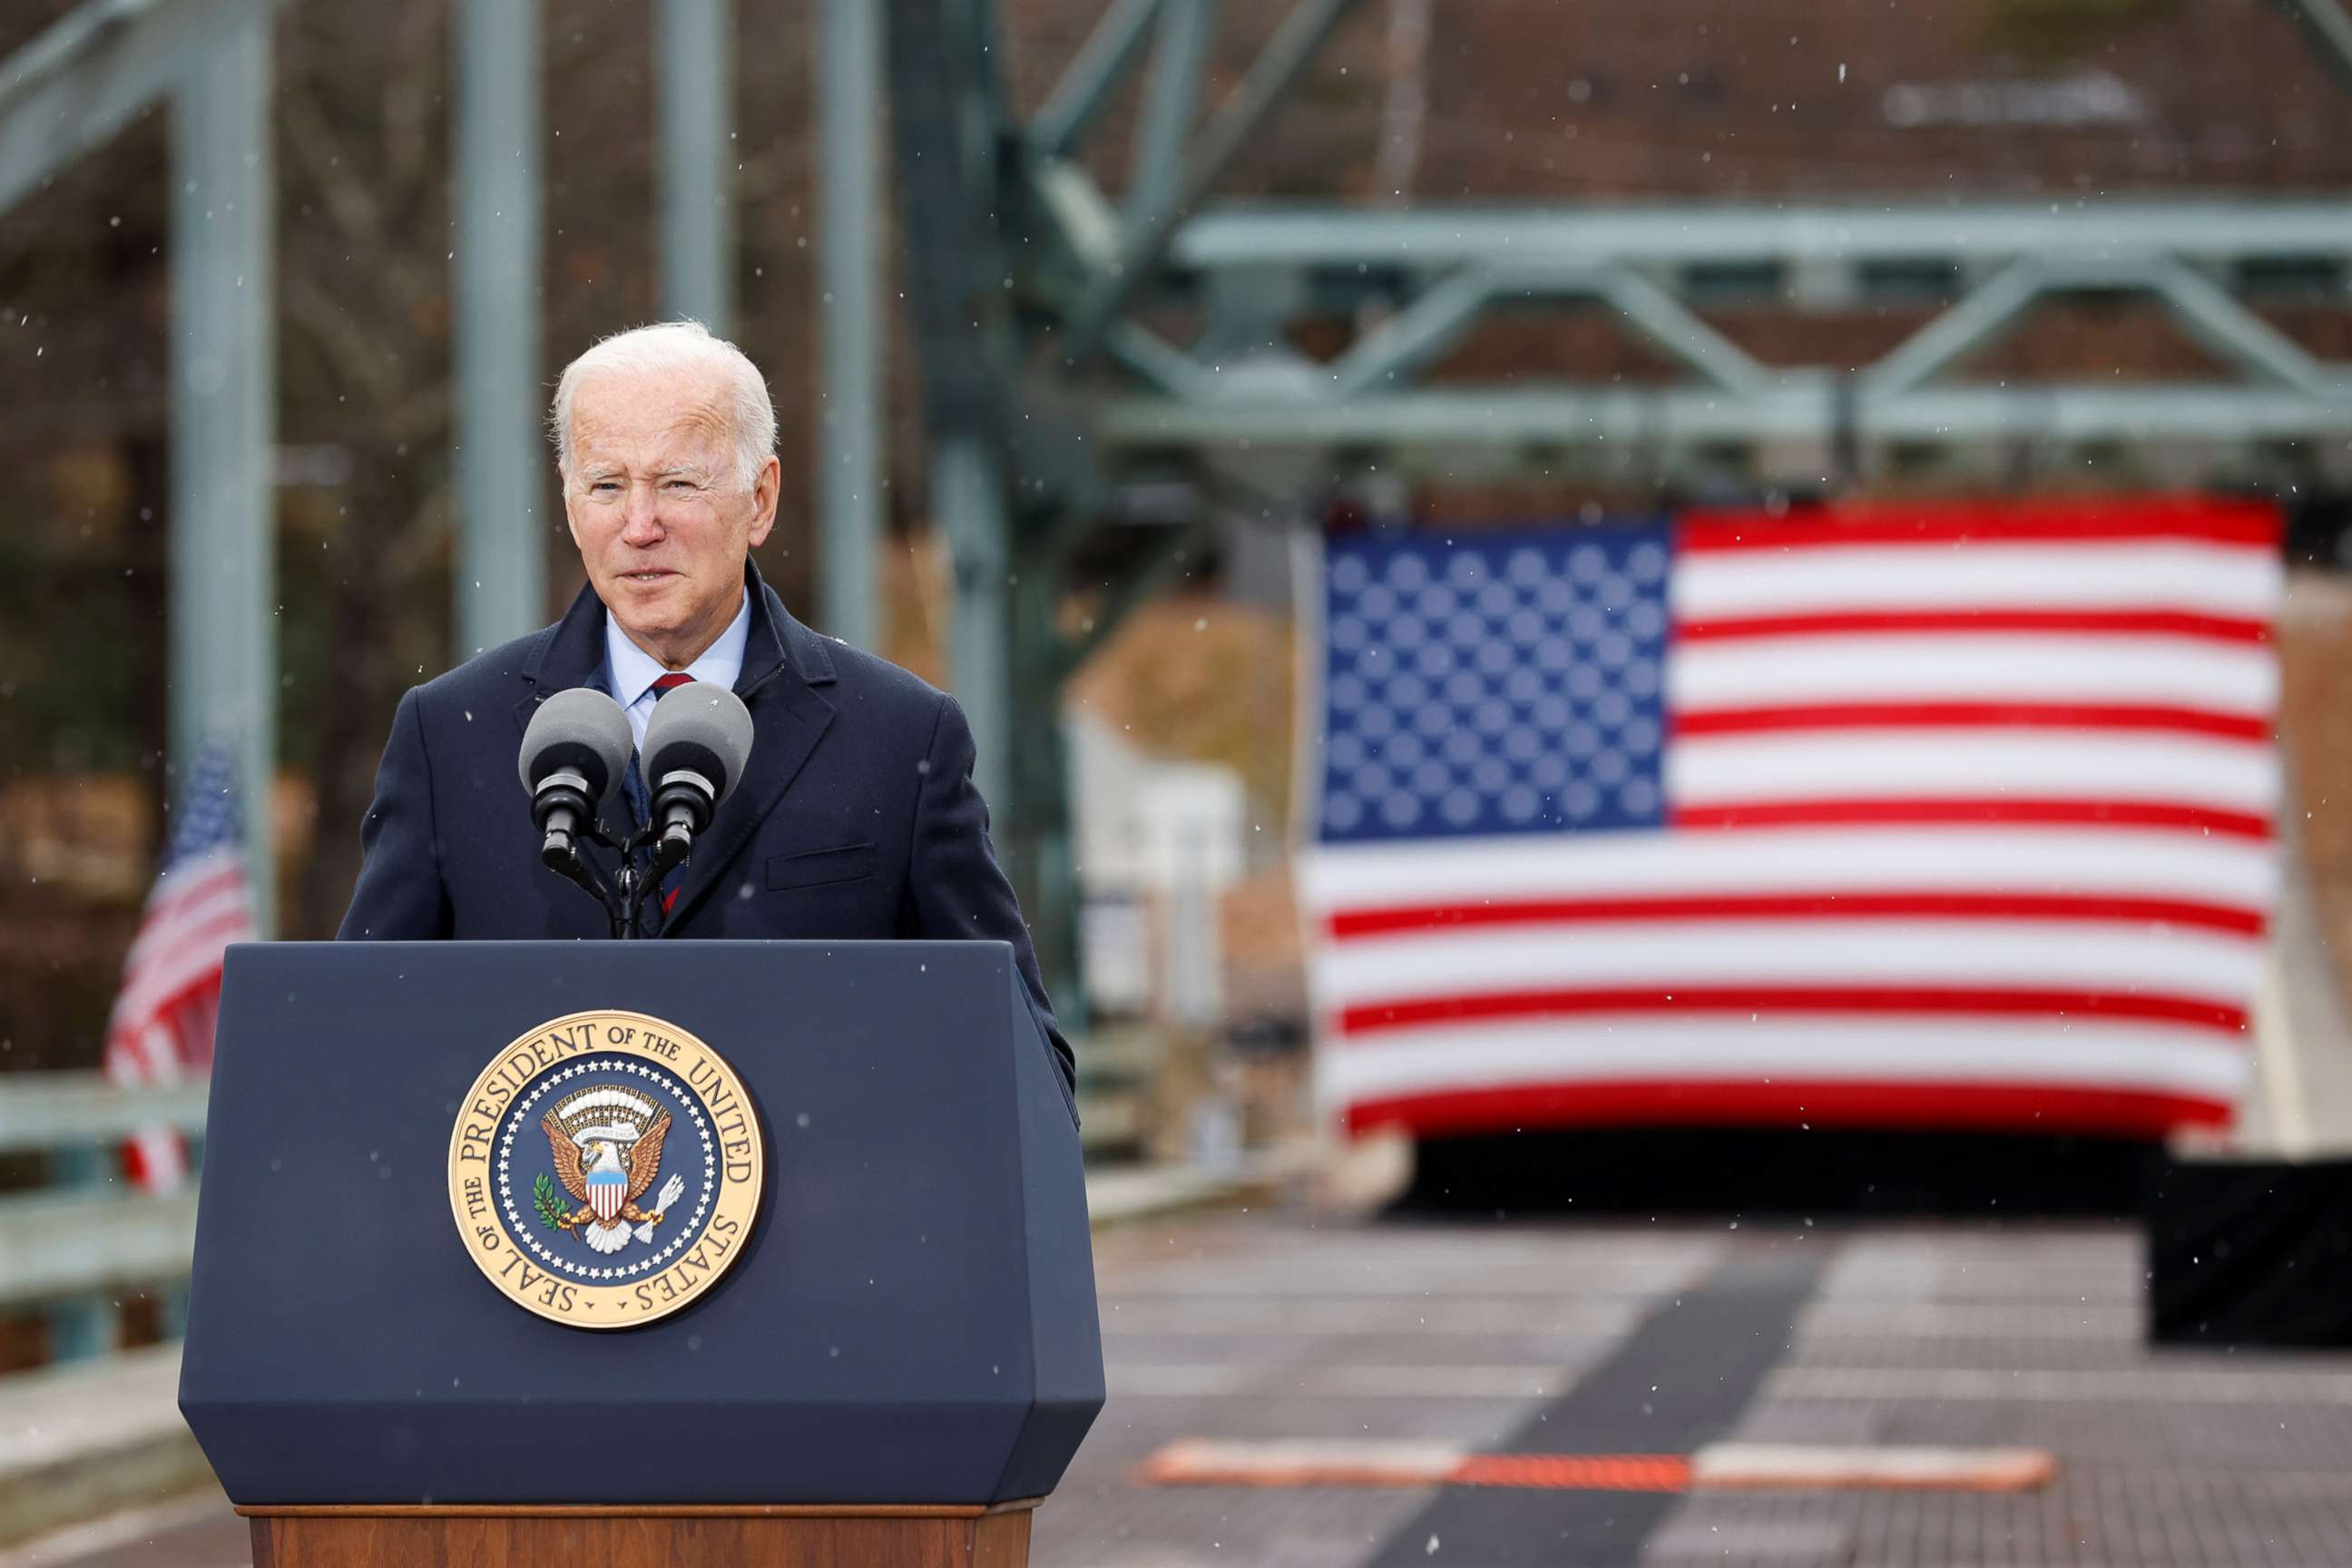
1137, 1438, 2058, 1492
1142, 1438, 1467, 1485
1691, 1443, 2054, 1490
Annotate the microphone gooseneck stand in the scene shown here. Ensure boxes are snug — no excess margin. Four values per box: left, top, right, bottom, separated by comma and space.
524, 683, 746, 938
540, 818, 689, 938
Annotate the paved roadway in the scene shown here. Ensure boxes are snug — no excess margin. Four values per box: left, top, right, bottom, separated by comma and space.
1049, 1210, 2352, 1567
17, 1203, 2352, 1567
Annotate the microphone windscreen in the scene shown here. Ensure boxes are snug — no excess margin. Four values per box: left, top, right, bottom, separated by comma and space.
518, 688, 634, 806
642, 685, 755, 804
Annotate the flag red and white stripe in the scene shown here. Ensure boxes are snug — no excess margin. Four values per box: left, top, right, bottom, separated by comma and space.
105, 747, 255, 1191
1303, 498, 2282, 1140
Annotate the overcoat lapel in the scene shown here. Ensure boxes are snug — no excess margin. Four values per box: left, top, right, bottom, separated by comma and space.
660, 565, 837, 932
504, 562, 834, 932
512, 579, 631, 836
510, 578, 612, 735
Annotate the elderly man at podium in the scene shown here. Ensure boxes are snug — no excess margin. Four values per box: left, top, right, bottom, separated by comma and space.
336, 319, 1073, 1094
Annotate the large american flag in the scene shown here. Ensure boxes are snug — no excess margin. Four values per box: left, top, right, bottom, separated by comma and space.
1300, 498, 2281, 1141
105, 743, 255, 1191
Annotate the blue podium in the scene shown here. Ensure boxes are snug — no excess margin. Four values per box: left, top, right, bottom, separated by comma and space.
178, 940, 1102, 1566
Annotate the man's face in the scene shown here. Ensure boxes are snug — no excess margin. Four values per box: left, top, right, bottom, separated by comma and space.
562, 366, 779, 667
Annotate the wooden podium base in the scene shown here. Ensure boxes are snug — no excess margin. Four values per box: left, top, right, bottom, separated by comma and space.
240, 1500, 1039, 1567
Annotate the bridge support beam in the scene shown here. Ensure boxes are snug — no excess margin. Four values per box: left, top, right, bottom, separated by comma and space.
168, 1, 277, 933
452, 0, 545, 658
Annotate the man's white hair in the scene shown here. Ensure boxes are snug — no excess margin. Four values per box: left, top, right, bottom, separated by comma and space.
549, 319, 777, 490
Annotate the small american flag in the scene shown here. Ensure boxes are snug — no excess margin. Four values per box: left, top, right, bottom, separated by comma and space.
105, 743, 256, 1191
1301, 498, 2282, 1142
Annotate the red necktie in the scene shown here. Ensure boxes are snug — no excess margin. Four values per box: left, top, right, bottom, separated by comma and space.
650, 673, 696, 916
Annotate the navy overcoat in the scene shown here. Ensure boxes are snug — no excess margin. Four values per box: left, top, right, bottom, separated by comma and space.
338, 558, 1075, 1094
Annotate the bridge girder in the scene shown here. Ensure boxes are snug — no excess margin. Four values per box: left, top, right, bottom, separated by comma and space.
2, 0, 280, 936
877, 0, 2352, 1019
1097, 201, 2352, 489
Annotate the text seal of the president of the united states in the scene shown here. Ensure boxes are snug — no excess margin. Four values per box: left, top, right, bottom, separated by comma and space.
447, 1010, 763, 1328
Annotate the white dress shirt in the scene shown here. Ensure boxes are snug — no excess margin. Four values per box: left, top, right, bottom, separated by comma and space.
602, 589, 752, 757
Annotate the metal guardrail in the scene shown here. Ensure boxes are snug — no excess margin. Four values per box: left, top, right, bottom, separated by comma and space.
0, 1076, 209, 1154
0, 1073, 209, 1362
0, 1029, 1158, 1369
1075, 1024, 1166, 1160
0, 1034, 1157, 1368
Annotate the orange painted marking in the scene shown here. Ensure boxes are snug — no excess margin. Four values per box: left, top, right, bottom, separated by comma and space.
1138, 1439, 2055, 1494
1449, 1454, 1691, 1492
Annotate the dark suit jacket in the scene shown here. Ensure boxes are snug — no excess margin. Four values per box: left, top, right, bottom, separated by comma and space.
338, 560, 1075, 1094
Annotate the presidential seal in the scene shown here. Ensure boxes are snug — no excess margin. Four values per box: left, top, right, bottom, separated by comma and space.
446, 1010, 763, 1328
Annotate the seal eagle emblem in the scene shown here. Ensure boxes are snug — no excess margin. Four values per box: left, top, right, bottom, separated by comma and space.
447, 1009, 764, 1328
538, 1085, 689, 1253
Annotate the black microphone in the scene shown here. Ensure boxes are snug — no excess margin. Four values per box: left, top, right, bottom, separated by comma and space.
641, 684, 754, 862
517, 689, 633, 867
